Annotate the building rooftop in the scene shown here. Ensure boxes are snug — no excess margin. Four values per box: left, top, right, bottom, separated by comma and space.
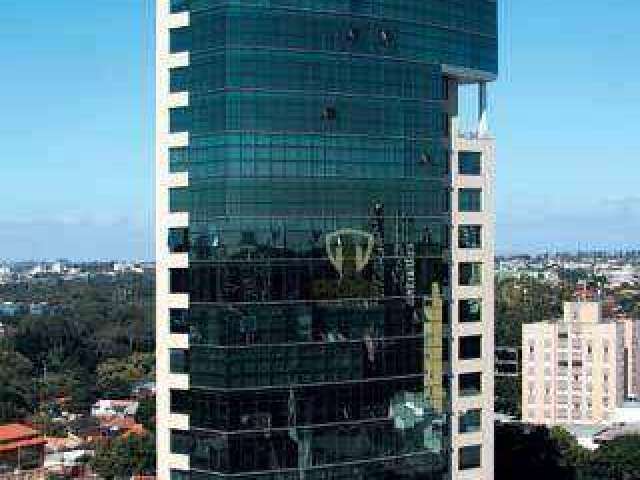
0, 423, 40, 442
0, 423, 46, 454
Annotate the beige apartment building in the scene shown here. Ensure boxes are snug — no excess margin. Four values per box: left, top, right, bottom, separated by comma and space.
522, 302, 640, 426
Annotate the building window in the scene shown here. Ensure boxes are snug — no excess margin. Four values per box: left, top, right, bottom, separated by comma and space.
169, 228, 189, 253
170, 268, 189, 294
458, 188, 482, 212
171, 470, 190, 480
170, 67, 189, 93
170, 106, 190, 133
170, 309, 189, 334
459, 262, 482, 286
459, 409, 482, 434
459, 151, 482, 175
459, 335, 482, 360
459, 299, 482, 323
458, 225, 482, 249
169, 27, 190, 54
459, 372, 482, 397
459, 445, 482, 470
170, 349, 189, 374
170, 430, 191, 455
170, 390, 190, 414
169, 147, 189, 173
170, 0, 189, 13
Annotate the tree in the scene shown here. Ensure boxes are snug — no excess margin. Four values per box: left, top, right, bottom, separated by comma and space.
90, 433, 155, 479
550, 426, 591, 471
135, 397, 156, 432
0, 345, 34, 421
496, 423, 573, 480
96, 352, 154, 399
495, 376, 520, 417
588, 435, 640, 480
0, 273, 155, 423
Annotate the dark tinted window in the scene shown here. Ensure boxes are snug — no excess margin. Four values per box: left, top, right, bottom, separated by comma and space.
459, 335, 482, 360
459, 225, 482, 248
459, 151, 482, 175
459, 372, 482, 397
459, 262, 482, 286
459, 299, 482, 323
459, 445, 482, 470
459, 188, 482, 212
170, 309, 190, 334
170, 0, 189, 13
459, 408, 482, 433
169, 228, 189, 253
170, 349, 189, 374
170, 268, 189, 294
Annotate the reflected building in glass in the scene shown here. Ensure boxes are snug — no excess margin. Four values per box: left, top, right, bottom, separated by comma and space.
156, 1, 498, 479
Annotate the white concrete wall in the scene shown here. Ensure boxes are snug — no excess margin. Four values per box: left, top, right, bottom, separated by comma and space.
156, 3, 191, 478
449, 79, 496, 480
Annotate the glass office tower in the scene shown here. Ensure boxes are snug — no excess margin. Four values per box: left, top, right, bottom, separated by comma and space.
156, 2, 498, 479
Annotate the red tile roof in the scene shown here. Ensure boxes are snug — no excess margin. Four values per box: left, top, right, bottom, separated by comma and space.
0, 436, 46, 453
0, 423, 40, 442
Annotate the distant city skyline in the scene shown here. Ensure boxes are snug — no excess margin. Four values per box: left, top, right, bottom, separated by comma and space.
2, 1, 640, 260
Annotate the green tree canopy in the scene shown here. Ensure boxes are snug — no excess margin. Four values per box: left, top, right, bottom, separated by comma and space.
90, 433, 155, 479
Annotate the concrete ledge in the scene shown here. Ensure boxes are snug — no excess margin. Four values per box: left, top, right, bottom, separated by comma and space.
168, 252, 189, 269
456, 467, 485, 480
455, 286, 484, 299
168, 373, 189, 391
168, 172, 189, 189
454, 430, 483, 448
169, 52, 190, 69
168, 293, 189, 309
169, 413, 190, 431
168, 132, 189, 148
168, 453, 190, 471
169, 91, 189, 109
456, 358, 485, 374
167, 212, 189, 229
456, 176, 484, 189
169, 334, 189, 350
457, 322, 484, 338
169, 12, 190, 29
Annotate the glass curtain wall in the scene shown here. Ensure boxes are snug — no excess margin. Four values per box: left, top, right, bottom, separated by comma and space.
166, 1, 497, 478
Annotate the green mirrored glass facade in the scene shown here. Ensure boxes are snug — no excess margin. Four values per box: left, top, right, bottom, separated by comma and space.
163, 1, 497, 478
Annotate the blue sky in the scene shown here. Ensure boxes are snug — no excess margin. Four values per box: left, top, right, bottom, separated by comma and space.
0, 1, 639, 260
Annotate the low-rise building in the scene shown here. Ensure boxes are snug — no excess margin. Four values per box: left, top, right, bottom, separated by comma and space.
90, 399, 139, 418
0, 424, 46, 474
